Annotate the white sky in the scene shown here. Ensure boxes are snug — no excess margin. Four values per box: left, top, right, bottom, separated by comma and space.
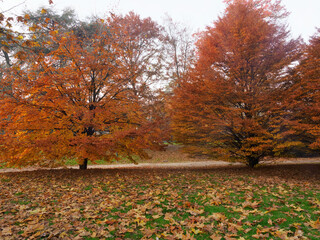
1, 0, 319, 41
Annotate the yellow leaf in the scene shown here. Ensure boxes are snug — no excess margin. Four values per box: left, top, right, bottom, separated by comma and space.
192, 228, 202, 234
310, 218, 320, 230
0, 40, 8, 45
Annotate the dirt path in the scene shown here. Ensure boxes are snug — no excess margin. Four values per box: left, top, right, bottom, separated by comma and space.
0, 161, 240, 173
1, 158, 319, 173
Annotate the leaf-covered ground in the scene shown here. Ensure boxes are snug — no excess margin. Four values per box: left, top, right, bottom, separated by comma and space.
0, 164, 319, 239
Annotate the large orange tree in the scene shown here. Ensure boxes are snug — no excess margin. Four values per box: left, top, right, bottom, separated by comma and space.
287, 30, 320, 154
171, 0, 301, 167
0, 13, 165, 169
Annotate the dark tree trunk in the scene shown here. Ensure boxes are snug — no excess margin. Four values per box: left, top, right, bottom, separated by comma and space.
79, 124, 95, 170
79, 158, 88, 170
248, 157, 259, 168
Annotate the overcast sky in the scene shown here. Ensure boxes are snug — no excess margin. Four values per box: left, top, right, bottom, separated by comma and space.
1, 0, 319, 41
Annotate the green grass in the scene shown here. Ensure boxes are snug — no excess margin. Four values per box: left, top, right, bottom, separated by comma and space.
0, 145, 216, 169
61, 155, 141, 166
0, 162, 6, 169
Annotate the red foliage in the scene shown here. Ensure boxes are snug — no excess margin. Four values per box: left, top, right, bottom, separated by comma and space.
0, 13, 166, 169
287, 29, 320, 151
170, 0, 301, 167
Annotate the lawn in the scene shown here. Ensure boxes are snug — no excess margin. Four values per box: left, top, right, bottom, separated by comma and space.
63, 145, 213, 166
0, 145, 213, 169
0, 164, 319, 239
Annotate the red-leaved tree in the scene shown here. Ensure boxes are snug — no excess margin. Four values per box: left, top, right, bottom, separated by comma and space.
0, 13, 166, 169
286, 29, 320, 154
170, 0, 301, 167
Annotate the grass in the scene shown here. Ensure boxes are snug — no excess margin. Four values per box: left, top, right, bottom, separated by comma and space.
0, 145, 196, 168
0, 164, 319, 239
63, 145, 214, 166
0, 145, 200, 167
0, 162, 6, 169
2, 145, 320, 169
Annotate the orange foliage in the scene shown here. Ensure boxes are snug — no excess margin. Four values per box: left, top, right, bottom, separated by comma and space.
287, 29, 320, 151
170, 0, 301, 167
0, 13, 166, 169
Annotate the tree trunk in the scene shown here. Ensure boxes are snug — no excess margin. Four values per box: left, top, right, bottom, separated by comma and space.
79, 158, 88, 170
79, 125, 94, 170
248, 157, 259, 168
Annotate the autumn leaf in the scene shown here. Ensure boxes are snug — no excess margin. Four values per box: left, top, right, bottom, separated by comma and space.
309, 218, 320, 230
209, 213, 226, 222
186, 208, 204, 216
1, 227, 12, 236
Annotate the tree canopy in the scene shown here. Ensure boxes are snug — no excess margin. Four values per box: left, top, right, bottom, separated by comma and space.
0, 13, 166, 169
170, 0, 302, 167
286, 29, 320, 154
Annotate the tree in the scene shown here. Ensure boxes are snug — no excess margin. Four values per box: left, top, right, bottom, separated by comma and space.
0, 13, 165, 169
0, 1, 55, 67
105, 12, 170, 144
170, 0, 301, 167
286, 29, 320, 154
0, 5, 28, 68
21, 7, 78, 53
162, 15, 195, 86
24, 7, 77, 31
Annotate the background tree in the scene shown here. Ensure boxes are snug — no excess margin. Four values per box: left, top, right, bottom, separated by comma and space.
0, 1, 55, 68
0, 4, 29, 68
106, 12, 170, 145
21, 7, 78, 53
24, 7, 77, 32
286, 29, 320, 155
170, 0, 301, 167
162, 15, 195, 86
0, 12, 166, 169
